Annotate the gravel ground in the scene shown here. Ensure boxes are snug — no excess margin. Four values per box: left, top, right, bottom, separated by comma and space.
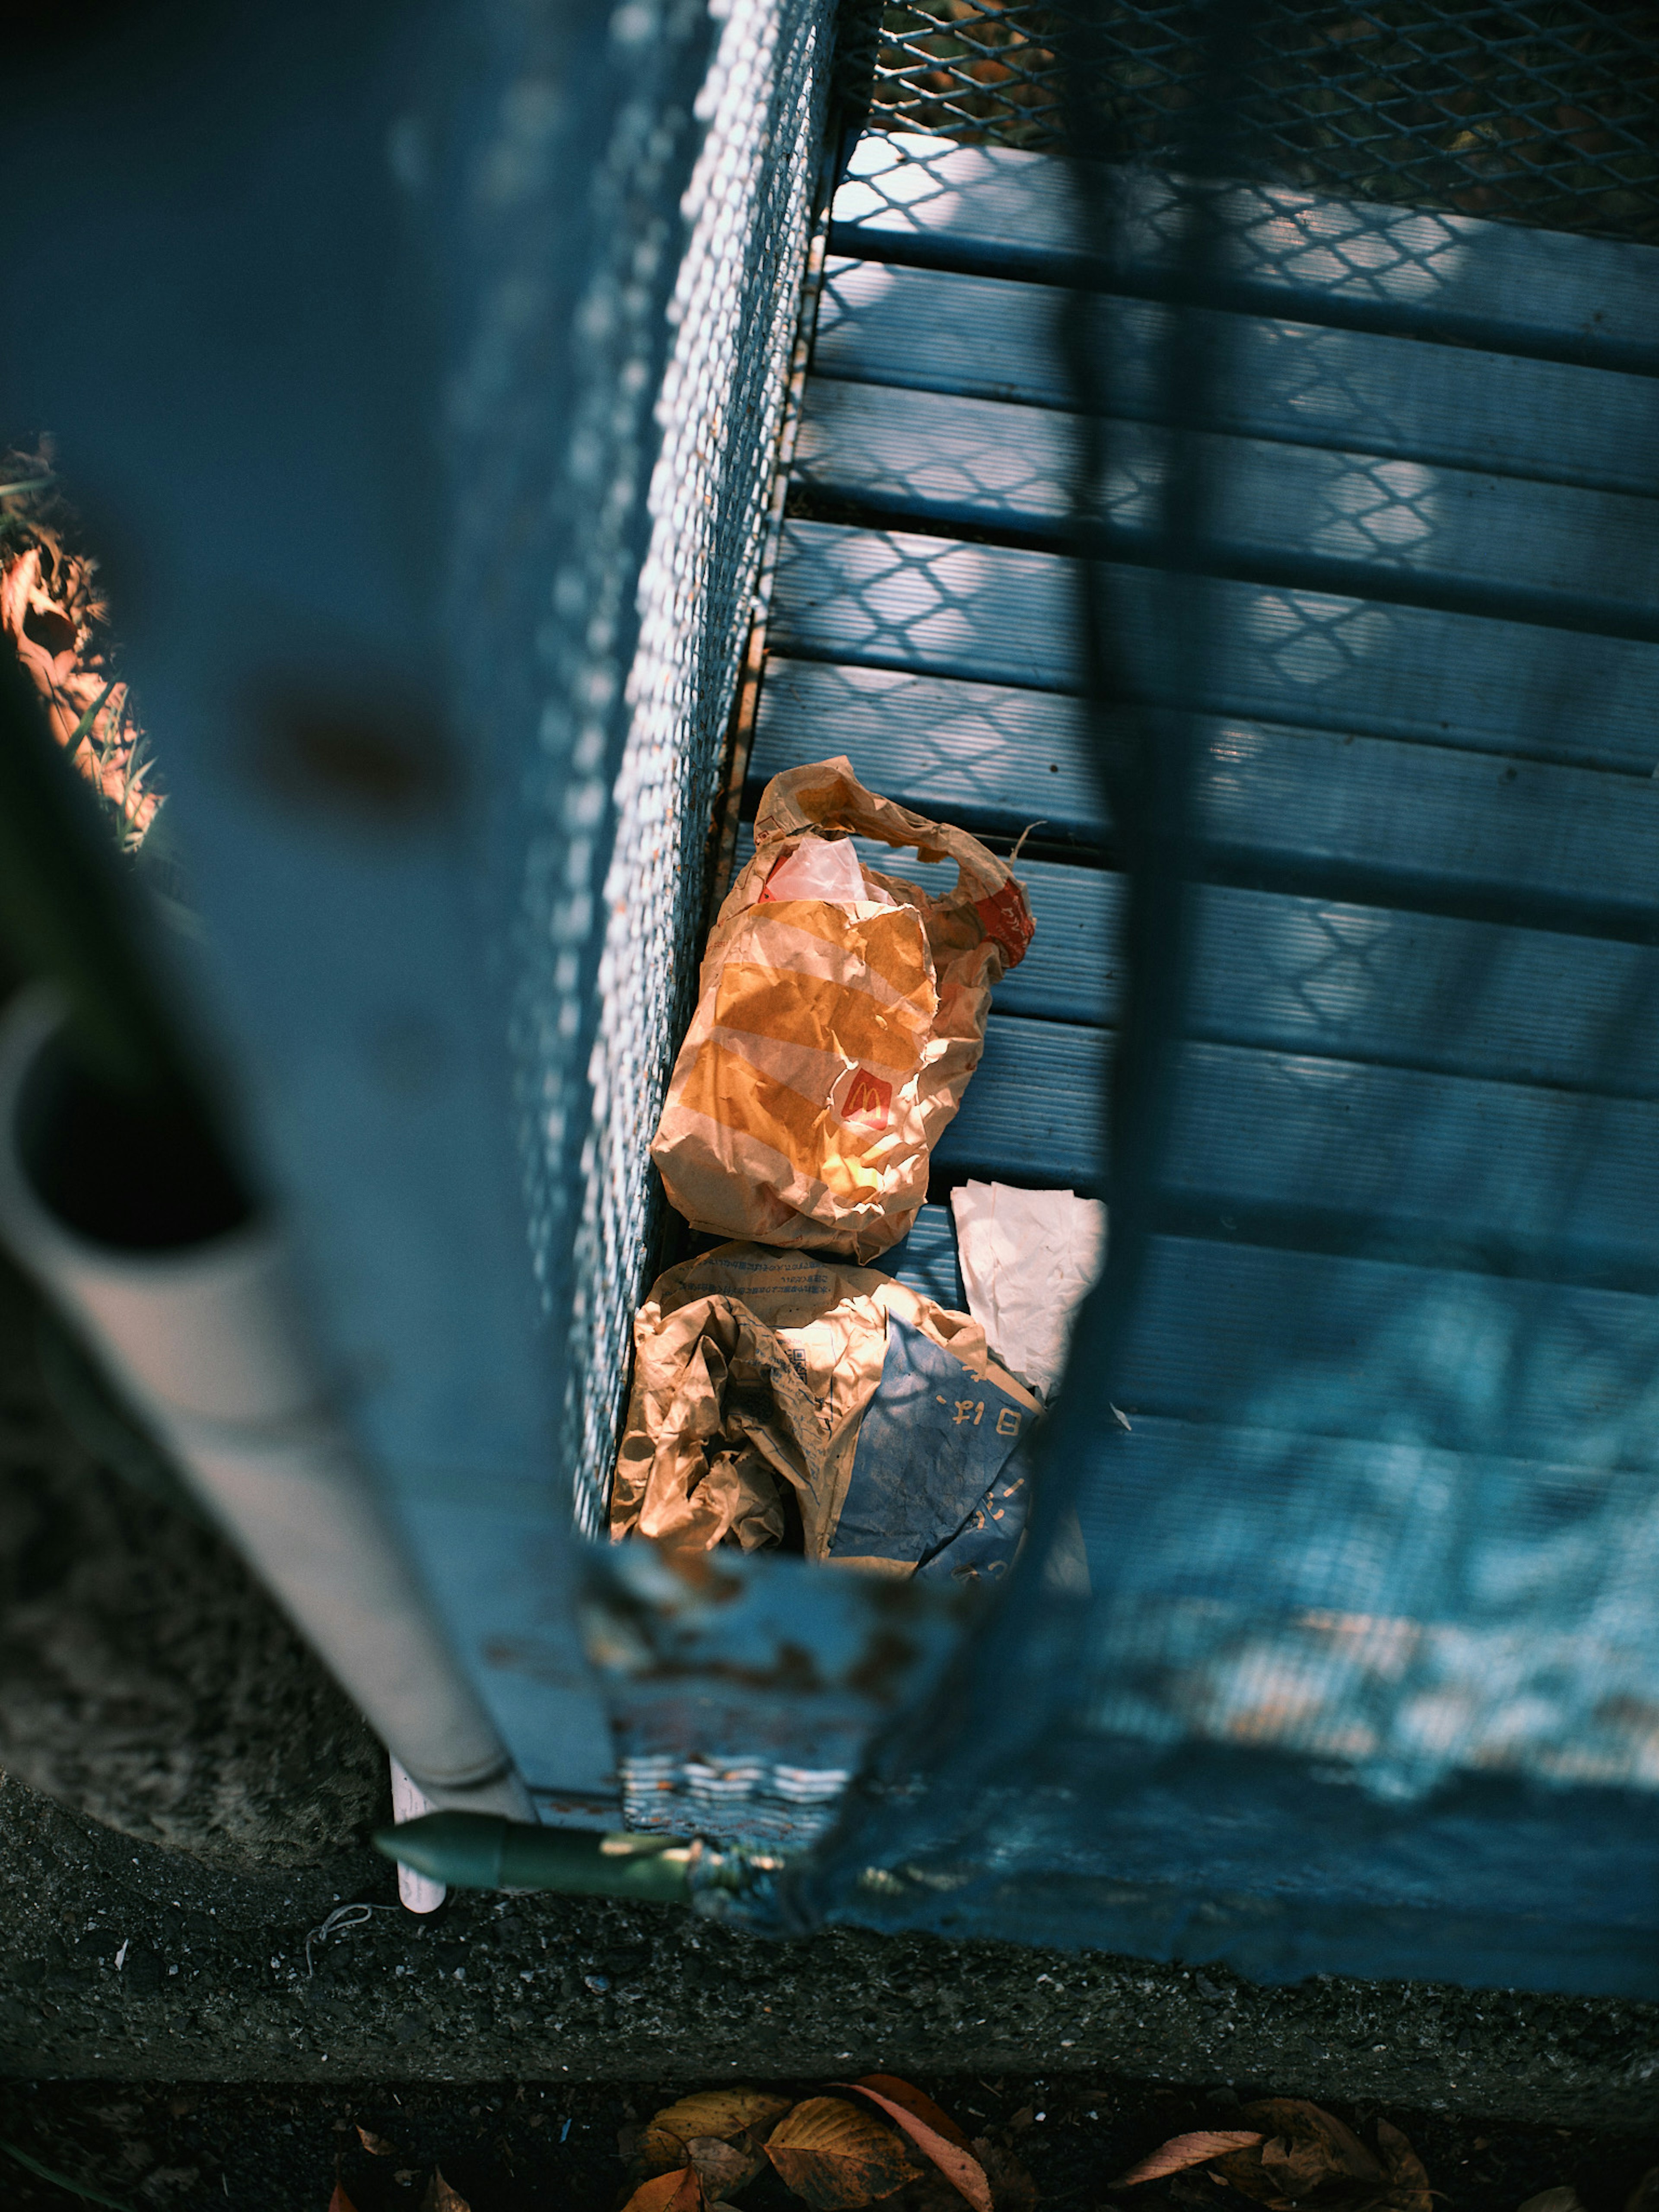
3, 1771, 1657, 2127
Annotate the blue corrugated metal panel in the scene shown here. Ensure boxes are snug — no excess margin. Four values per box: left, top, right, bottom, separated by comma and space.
939, 1020, 1659, 1290
751, 127, 1659, 1986
769, 522, 1659, 769
814, 258, 1659, 496
795, 381, 1659, 632
754, 672, 1659, 936
829, 135, 1659, 369
889, 1209, 1659, 1469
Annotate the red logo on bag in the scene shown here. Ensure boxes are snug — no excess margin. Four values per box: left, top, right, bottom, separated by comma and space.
842, 1068, 892, 1129
974, 880, 1034, 968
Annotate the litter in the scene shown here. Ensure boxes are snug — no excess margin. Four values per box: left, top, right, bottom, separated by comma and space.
759, 833, 896, 908
950, 1181, 1107, 1399
651, 757, 1034, 1262
611, 1243, 1042, 1585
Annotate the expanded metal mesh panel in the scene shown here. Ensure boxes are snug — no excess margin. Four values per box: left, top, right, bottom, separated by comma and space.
564, 0, 833, 1534
777, 0, 1659, 1974
856, 3, 1659, 242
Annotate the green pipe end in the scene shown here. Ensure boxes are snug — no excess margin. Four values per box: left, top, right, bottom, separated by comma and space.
374, 1812, 694, 1904
374, 1811, 507, 1889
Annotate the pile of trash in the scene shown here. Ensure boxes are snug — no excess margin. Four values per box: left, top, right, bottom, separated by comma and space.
613, 756, 1101, 1588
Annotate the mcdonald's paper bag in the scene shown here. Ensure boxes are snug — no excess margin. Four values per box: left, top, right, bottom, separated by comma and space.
611, 1243, 1043, 1584
650, 757, 1034, 1262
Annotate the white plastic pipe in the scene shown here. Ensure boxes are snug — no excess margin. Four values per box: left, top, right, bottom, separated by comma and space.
389, 1755, 448, 1913
0, 988, 531, 1821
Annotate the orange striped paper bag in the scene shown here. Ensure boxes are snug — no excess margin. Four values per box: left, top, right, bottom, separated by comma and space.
650, 757, 1033, 1261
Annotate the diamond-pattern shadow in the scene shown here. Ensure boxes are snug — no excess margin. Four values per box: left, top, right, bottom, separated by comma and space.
856, 3, 1659, 243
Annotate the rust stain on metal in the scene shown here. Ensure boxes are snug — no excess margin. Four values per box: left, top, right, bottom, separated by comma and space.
620, 1638, 830, 1695
654, 1547, 747, 1604
843, 1626, 922, 1701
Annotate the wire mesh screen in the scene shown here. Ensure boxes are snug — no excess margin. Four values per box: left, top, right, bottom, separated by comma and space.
757, 0, 1659, 1989
855, 3, 1659, 241
558, 0, 834, 1535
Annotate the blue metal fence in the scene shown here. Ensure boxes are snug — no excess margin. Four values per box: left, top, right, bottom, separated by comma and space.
7, 0, 1659, 1992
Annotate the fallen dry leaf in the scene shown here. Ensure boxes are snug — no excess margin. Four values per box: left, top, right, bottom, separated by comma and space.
1005, 2111, 1036, 2137
837, 2080, 991, 2212
1626, 2171, 1659, 2212
767, 2097, 925, 2209
329, 2189, 361, 2212
897, 2177, 980, 2212
1213, 2102, 1389, 2212
1116, 2134, 1267, 2187
1518, 2194, 1586, 2212
1375, 2123, 1430, 2212
623, 2171, 705, 2212
1170, 2177, 1227, 2210
422, 2172, 470, 2212
687, 2140, 754, 2194
0, 470, 162, 844
1255, 2102, 1382, 2186
971, 2139, 1039, 2212
642, 2088, 794, 2189
357, 2131, 400, 2158
853, 2081, 970, 2151
1112, 2102, 1431, 2212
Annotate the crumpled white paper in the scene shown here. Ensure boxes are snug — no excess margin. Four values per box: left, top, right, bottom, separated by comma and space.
950, 1180, 1107, 1398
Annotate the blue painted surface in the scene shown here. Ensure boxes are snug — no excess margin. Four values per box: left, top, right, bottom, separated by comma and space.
761, 133, 1659, 1988
795, 378, 1659, 632
829, 135, 1659, 368
9, 0, 1659, 1990
770, 521, 1659, 771
815, 257, 1659, 493
0, 1, 724, 1799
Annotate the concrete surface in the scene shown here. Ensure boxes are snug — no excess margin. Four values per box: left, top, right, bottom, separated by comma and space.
3, 1771, 1657, 2125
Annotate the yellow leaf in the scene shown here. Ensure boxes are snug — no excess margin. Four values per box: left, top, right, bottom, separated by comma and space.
641, 2088, 795, 2182
766, 2096, 924, 2209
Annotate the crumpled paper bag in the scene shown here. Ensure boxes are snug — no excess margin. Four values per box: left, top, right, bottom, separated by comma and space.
650, 757, 1034, 1262
950, 1181, 1107, 1398
611, 1243, 1044, 1584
